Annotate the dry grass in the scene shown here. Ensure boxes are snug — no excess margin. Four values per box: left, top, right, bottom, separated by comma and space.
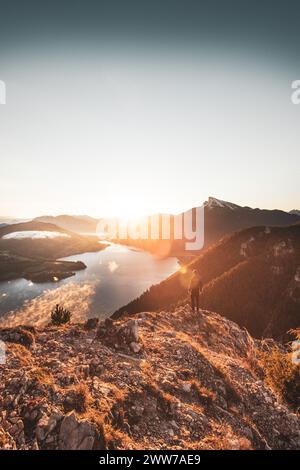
291, 328, 300, 338
190, 379, 216, 405
144, 382, 177, 418
198, 422, 253, 450
63, 383, 92, 413
239, 352, 261, 379
109, 383, 127, 402
0, 426, 14, 449
210, 361, 243, 405
259, 344, 300, 410
9, 343, 33, 366
103, 423, 135, 450
29, 366, 55, 386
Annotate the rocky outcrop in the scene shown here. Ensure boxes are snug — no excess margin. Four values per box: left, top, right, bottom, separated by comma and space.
0, 308, 299, 450
59, 411, 103, 450
96, 318, 143, 354
0, 326, 35, 349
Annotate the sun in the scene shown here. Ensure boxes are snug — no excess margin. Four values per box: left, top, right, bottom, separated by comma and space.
101, 197, 152, 220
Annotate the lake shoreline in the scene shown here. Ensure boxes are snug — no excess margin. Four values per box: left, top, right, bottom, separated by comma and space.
0, 244, 179, 325
0, 242, 110, 284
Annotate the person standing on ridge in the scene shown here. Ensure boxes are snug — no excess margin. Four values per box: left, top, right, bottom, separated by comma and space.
189, 269, 203, 313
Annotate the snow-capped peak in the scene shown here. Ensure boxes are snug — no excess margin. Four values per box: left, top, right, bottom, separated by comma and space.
205, 197, 241, 211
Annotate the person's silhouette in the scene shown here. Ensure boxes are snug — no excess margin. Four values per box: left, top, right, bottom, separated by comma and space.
189, 269, 203, 313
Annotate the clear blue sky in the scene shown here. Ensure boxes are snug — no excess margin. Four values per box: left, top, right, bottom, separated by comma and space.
0, 1, 299, 217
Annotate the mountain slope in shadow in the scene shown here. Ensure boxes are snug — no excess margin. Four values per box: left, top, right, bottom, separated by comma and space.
113, 224, 300, 339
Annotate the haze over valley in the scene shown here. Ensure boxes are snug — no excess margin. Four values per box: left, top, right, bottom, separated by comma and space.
0, 196, 299, 336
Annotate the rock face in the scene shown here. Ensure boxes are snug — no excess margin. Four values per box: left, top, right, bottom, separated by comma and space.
59, 412, 98, 450
96, 318, 143, 354
0, 307, 299, 450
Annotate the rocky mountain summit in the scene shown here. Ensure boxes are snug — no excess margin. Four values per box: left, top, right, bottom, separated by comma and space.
0, 307, 299, 450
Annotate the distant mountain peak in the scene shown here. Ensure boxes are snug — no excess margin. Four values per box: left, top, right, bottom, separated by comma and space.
205, 197, 241, 211
34, 215, 98, 234
290, 209, 300, 216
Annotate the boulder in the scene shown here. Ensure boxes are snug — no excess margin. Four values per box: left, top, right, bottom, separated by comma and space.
96, 318, 142, 354
130, 342, 141, 353
59, 411, 101, 450
36, 412, 62, 442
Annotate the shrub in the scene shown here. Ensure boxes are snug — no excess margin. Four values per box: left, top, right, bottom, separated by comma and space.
259, 336, 300, 410
51, 304, 71, 325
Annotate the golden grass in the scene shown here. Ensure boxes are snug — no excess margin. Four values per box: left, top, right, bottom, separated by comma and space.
259, 345, 300, 409
197, 422, 253, 450
63, 382, 92, 413
8, 343, 33, 366
103, 423, 135, 450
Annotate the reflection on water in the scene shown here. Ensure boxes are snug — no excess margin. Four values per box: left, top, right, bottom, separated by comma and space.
0, 244, 179, 326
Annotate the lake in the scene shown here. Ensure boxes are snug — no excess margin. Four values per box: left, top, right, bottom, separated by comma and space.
0, 243, 179, 326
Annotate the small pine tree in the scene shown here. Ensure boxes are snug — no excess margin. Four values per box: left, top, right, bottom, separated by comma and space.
51, 304, 71, 325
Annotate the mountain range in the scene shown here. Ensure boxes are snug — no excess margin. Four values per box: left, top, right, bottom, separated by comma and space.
29, 199, 300, 253
202, 197, 300, 247
112, 197, 300, 256
33, 215, 98, 234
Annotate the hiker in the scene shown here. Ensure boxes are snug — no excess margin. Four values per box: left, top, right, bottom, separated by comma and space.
189, 269, 203, 313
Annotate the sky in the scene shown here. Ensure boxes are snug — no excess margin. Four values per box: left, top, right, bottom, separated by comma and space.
0, 1, 300, 218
